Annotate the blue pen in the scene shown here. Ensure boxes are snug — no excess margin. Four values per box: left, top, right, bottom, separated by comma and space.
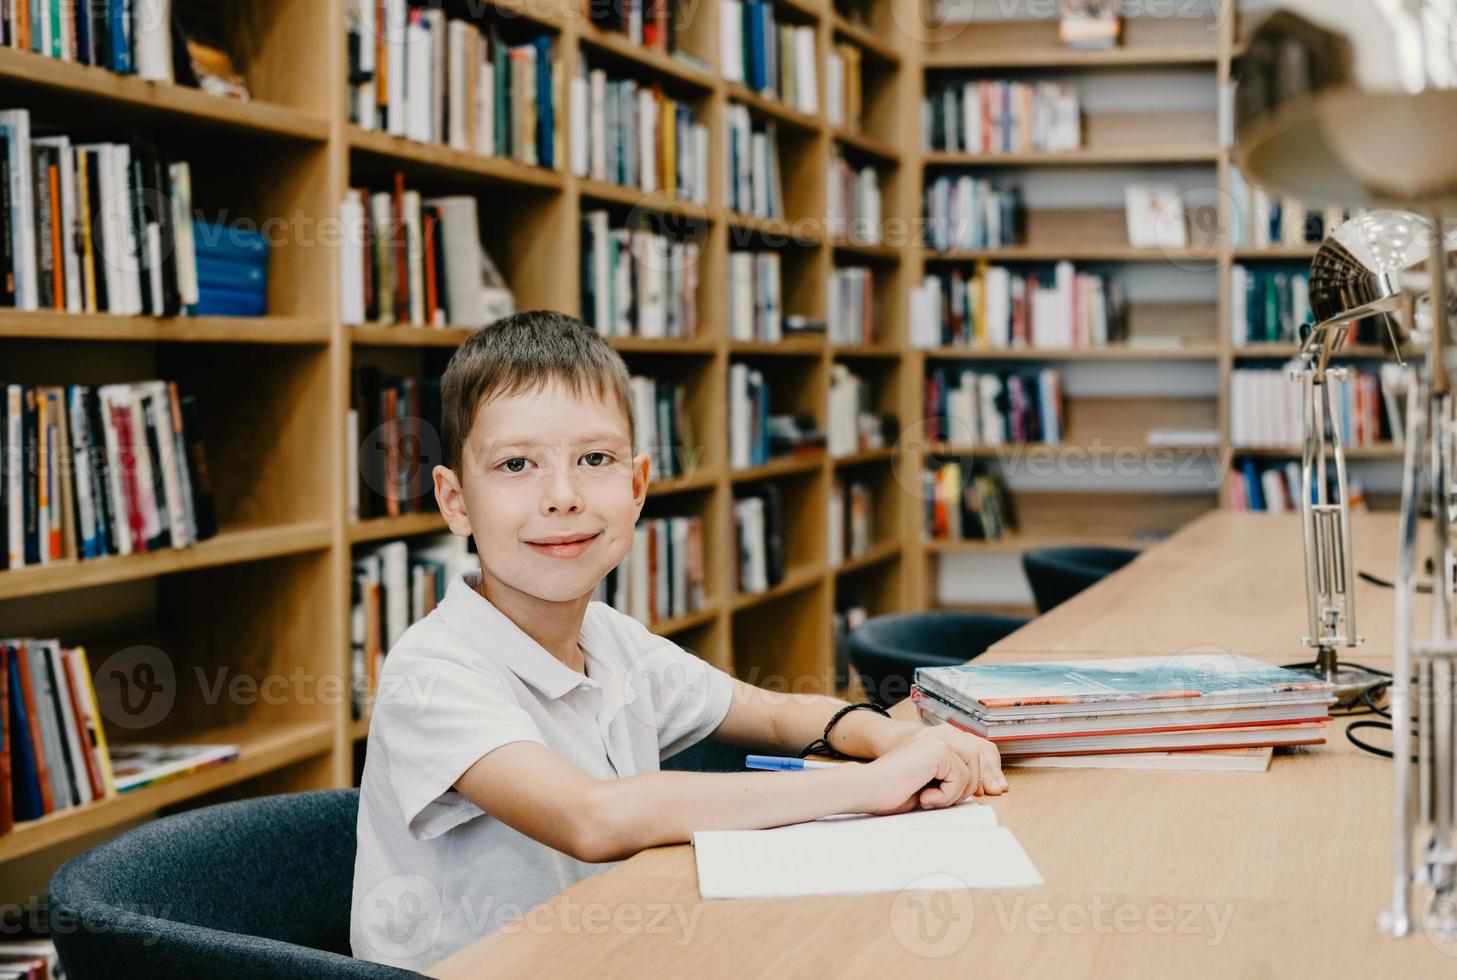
746, 755, 843, 771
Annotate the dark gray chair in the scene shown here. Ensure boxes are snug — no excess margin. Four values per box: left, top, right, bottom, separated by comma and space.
1022, 546, 1140, 614
46, 788, 417, 980
849, 611, 1029, 707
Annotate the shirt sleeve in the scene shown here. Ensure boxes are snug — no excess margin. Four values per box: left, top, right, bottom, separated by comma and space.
596, 606, 736, 759
372, 649, 545, 840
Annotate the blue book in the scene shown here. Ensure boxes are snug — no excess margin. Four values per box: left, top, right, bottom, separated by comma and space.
745, 3, 767, 93
195, 256, 267, 291
535, 35, 553, 170
915, 654, 1334, 716
1243, 457, 1266, 511
7, 648, 45, 822
75, 1, 91, 66
192, 221, 269, 264
110, 0, 133, 74
193, 286, 267, 318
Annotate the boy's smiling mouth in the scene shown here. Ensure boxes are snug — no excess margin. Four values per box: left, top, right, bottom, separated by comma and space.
523, 531, 602, 559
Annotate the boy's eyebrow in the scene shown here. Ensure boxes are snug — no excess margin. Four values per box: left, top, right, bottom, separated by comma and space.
486, 431, 631, 449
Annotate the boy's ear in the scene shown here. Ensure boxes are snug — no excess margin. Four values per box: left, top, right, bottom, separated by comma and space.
433, 464, 474, 538
631, 452, 650, 516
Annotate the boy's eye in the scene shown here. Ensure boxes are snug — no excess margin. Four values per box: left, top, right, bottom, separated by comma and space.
581, 451, 612, 467
499, 457, 532, 473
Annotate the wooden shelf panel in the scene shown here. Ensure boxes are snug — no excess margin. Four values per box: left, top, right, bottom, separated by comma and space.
830, 239, 901, 263
833, 128, 901, 167
923, 110, 1218, 166
731, 454, 827, 482
0, 48, 329, 140
0, 312, 330, 344
348, 126, 565, 190
607, 335, 717, 355
923, 531, 1149, 555
1233, 343, 1389, 359
0, 720, 334, 863
831, 14, 902, 66
924, 145, 1218, 166
577, 26, 717, 92
0, 521, 332, 601
351, 324, 475, 347
1233, 445, 1404, 460
832, 344, 901, 359
578, 178, 711, 221
731, 562, 825, 612
1232, 246, 1320, 260
724, 210, 824, 246
349, 513, 449, 544
833, 539, 902, 576
921, 343, 1221, 361
652, 605, 720, 636
648, 469, 721, 496
729, 337, 825, 356
922, 16, 1219, 69
832, 447, 897, 466
725, 82, 822, 134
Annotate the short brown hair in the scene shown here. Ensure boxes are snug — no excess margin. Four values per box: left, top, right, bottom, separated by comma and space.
440, 310, 633, 474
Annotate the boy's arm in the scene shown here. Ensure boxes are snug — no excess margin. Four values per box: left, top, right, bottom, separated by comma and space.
453, 728, 984, 864
709, 677, 1006, 791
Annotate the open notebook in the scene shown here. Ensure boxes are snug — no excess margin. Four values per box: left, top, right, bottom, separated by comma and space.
692, 800, 1043, 900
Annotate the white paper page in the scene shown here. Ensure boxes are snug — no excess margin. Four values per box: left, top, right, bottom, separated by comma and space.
770, 798, 999, 832
693, 825, 1042, 900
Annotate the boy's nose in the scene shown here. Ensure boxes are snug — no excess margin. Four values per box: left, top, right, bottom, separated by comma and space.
541, 467, 584, 514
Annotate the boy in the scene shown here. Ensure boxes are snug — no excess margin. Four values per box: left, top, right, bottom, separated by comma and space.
351, 311, 1007, 969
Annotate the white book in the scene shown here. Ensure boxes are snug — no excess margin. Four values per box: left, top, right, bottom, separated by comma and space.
670, 517, 689, 616
721, 0, 744, 84
125, 384, 161, 543
477, 37, 495, 156
730, 362, 751, 469
34, 136, 82, 313
340, 195, 366, 325
110, 144, 143, 315
423, 195, 487, 327
405, 19, 432, 143
447, 21, 469, 150
377, 541, 410, 649
134, 0, 174, 81
46, 640, 94, 806
146, 381, 190, 548
403, 190, 425, 325
569, 65, 589, 177
6, 386, 22, 564
692, 800, 1041, 899
346, 409, 360, 520
793, 28, 817, 114
654, 519, 670, 620
638, 87, 656, 192
95, 385, 132, 555
0, 110, 37, 309
589, 69, 607, 181
168, 162, 199, 308
825, 52, 844, 127
386, 0, 408, 137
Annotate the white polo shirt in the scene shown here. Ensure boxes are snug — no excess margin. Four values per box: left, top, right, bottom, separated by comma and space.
350, 571, 735, 970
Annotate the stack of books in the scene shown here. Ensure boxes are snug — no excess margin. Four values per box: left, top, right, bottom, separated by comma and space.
912, 264, 1126, 351
193, 222, 269, 318
725, 104, 784, 219
733, 484, 784, 595
596, 516, 707, 627
727, 250, 781, 342
828, 478, 872, 568
912, 654, 1335, 759
3, 382, 217, 568
1229, 365, 1400, 449
827, 150, 881, 245
922, 461, 1013, 542
721, 1, 817, 113
924, 176, 1024, 252
923, 367, 1064, 446
828, 265, 874, 347
628, 374, 696, 482
923, 79, 1081, 155
826, 42, 862, 132
581, 211, 700, 339
347, 368, 442, 520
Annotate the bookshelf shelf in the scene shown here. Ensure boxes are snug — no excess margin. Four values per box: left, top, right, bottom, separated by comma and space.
923, 145, 1220, 166
724, 82, 822, 133
348, 513, 450, 545
831, 15, 902, 66
0, 521, 333, 601
731, 454, 827, 483
724, 210, 824, 245
348, 126, 566, 191
833, 128, 900, 167
1235, 445, 1405, 460
922, 45, 1220, 69
1232, 343, 1390, 359
578, 179, 712, 221
728, 337, 825, 357
607, 335, 718, 355
833, 539, 902, 576
775, 0, 824, 24
923, 244, 1212, 263
922, 531, 1148, 555
831, 239, 901, 263
577, 26, 717, 92
0, 312, 331, 344
0, 48, 331, 141
654, 605, 721, 636
731, 562, 825, 612
0, 720, 335, 864
1231, 246, 1320, 260
832, 447, 897, 466
351, 324, 475, 347
832, 344, 901, 359
648, 469, 721, 496
921, 343, 1222, 361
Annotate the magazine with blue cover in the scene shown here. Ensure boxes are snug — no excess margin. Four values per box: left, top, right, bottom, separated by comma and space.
915, 654, 1335, 714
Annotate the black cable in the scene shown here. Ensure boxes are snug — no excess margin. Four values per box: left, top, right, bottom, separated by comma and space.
1359, 570, 1434, 593
1345, 719, 1418, 761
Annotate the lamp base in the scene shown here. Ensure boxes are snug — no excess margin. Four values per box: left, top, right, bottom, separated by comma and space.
1294, 650, 1389, 707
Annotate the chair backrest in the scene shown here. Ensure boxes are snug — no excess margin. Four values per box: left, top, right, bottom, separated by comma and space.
46, 788, 418, 980
849, 612, 1029, 706
1022, 546, 1140, 614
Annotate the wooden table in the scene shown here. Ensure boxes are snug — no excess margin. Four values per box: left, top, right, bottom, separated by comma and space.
433, 512, 1452, 978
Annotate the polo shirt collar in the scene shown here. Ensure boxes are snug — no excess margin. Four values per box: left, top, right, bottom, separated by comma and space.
438, 571, 599, 701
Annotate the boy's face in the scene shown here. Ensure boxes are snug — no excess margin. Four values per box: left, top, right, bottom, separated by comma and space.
433, 381, 649, 604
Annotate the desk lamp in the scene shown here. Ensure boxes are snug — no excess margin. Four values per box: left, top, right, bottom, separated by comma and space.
1235, 0, 1457, 942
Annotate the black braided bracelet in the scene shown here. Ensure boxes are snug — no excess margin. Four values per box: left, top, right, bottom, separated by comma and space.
797, 701, 891, 759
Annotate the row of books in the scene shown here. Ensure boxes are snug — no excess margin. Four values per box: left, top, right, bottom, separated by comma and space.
596, 515, 707, 627
629, 375, 695, 483
351, 535, 472, 716
2, 382, 217, 570
0, 0, 171, 79
924, 368, 1065, 447
924, 177, 1024, 252
341, 187, 506, 329
727, 249, 782, 342
828, 478, 873, 568
347, 368, 442, 521
827, 364, 889, 458
825, 41, 863, 133
832, 602, 869, 695
827, 151, 881, 245
721, 1, 818, 115
734, 483, 785, 594
1227, 458, 1371, 513
909, 264, 1126, 350
0, 110, 220, 316
828, 265, 875, 347
729, 363, 773, 470
725, 104, 785, 219
912, 654, 1335, 758
923, 80, 1081, 155
923, 461, 1013, 542
569, 55, 709, 200
1228, 167, 1353, 250
582, 211, 700, 340
1229, 264, 1312, 347
348, 1, 558, 169
585, 0, 675, 52
1228, 365, 1401, 449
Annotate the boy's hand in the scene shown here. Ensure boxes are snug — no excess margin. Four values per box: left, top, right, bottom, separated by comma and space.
859, 726, 1007, 814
